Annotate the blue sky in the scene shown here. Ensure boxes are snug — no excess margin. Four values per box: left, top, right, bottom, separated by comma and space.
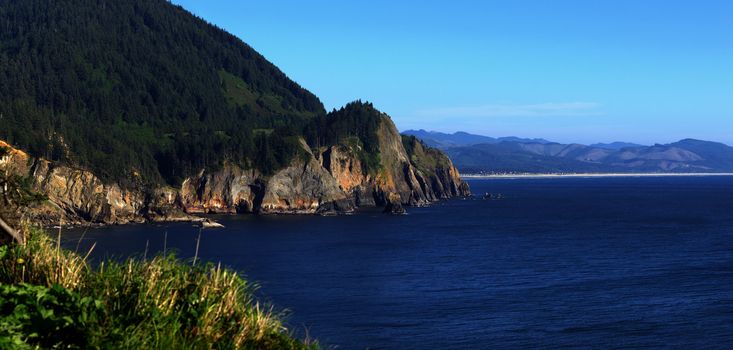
172, 0, 732, 145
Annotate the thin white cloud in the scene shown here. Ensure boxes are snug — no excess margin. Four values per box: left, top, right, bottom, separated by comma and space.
415, 102, 602, 118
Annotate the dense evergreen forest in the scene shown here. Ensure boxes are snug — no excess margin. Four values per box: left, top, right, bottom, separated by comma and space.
0, 0, 385, 187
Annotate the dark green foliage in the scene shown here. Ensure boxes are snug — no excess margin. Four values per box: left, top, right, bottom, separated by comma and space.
401, 135, 421, 156
0, 0, 324, 186
0, 174, 47, 241
0, 231, 318, 349
0, 175, 48, 208
402, 134, 452, 175
305, 101, 384, 174
0, 0, 400, 187
0, 283, 105, 349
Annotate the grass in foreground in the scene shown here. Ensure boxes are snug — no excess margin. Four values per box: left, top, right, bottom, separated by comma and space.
0, 228, 317, 349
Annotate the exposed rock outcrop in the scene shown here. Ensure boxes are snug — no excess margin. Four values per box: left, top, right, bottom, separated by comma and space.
1, 140, 193, 226
259, 155, 354, 215
178, 166, 260, 215
0, 114, 470, 225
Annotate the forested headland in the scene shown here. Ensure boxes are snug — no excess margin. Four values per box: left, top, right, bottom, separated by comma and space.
0, 0, 387, 187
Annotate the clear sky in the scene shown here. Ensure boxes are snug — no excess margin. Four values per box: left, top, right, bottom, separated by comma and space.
172, 0, 732, 145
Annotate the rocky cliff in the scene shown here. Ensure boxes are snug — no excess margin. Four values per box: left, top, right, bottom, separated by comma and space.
0, 115, 470, 225
1, 140, 150, 225
0, 0, 470, 226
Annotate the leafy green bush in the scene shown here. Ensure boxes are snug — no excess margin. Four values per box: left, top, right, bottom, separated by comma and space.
0, 283, 105, 349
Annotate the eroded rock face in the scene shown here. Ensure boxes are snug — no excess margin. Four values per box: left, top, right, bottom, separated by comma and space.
36, 163, 143, 224
260, 156, 354, 214
178, 166, 260, 214
0, 114, 469, 225
319, 145, 365, 194
145, 187, 199, 223
1, 140, 190, 225
1, 150, 150, 225
383, 192, 406, 215
368, 116, 471, 206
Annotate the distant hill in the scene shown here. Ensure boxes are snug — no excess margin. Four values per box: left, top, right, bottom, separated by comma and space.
590, 142, 646, 150
402, 130, 550, 148
445, 142, 609, 174
403, 131, 733, 173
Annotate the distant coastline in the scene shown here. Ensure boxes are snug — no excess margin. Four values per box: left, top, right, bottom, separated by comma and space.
462, 173, 733, 179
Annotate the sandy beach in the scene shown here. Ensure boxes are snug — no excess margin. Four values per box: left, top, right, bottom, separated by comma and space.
463, 173, 733, 179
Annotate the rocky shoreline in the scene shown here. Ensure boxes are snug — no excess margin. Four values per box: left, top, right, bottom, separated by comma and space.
1, 116, 470, 226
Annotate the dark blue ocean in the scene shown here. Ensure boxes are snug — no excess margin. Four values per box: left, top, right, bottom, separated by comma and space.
64, 177, 733, 349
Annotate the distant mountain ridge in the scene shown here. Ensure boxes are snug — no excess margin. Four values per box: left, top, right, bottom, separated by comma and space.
402, 129, 551, 148
403, 130, 733, 174
590, 142, 646, 150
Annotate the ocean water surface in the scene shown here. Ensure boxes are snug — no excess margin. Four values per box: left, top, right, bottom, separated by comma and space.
65, 176, 733, 349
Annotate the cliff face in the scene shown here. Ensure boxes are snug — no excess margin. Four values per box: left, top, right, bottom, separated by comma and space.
401, 135, 471, 200
1, 140, 148, 225
0, 0, 470, 226
0, 115, 470, 224
156, 116, 470, 217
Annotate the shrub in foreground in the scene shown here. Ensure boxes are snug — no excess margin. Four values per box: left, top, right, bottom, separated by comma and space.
0, 229, 316, 349
0, 283, 105, 349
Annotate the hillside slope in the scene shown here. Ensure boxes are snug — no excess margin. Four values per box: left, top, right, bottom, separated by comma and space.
0, 0, 323, 185
402, 130, 551, 148
0, 0, 469, 223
